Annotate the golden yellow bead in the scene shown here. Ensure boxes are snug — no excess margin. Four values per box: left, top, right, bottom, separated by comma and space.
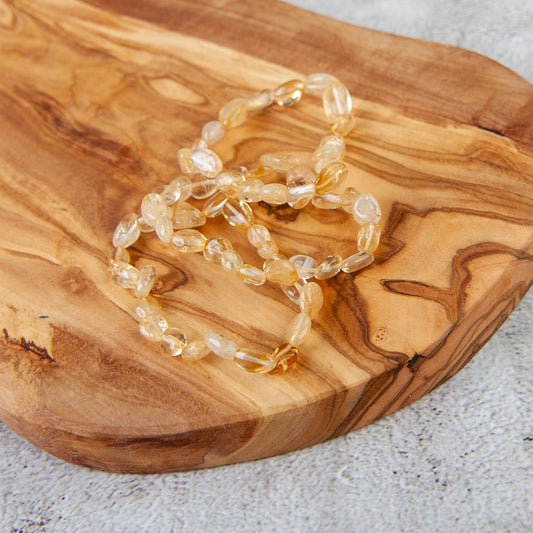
315, 161, 348, 194
357, 223, 381, 253
264, 258, 299, 285
315, 254, 343, 280
245, 165, 279, 182
331, 113, 356, 136
222, 199, 254, 229
299, 282, 324, 318
219, 97, 249, 128
274, 79, 305, 106
268, 343, 299, 374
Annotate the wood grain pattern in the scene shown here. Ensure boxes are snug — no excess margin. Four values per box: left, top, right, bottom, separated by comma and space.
0, 0, 532, 473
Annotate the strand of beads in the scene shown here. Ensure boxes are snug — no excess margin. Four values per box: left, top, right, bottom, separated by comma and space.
109, 73, 383, 374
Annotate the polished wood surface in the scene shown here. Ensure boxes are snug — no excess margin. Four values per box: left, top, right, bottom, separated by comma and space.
0, 0, 532, 472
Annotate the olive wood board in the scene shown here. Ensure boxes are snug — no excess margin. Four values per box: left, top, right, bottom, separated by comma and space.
0, 0, 532, 473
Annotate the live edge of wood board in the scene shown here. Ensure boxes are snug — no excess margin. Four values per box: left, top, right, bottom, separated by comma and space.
0, 0, 532, 473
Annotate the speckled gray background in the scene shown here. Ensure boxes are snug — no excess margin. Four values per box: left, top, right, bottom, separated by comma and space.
1, 1, 532, 532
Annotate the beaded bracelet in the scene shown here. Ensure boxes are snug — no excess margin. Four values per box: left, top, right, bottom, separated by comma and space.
109, 73, 382, 374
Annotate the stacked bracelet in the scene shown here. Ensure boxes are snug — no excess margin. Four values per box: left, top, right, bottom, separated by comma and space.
109, 73, 382, 374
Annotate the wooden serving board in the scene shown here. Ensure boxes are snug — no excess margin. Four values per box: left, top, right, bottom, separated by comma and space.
0, 0, 532, 473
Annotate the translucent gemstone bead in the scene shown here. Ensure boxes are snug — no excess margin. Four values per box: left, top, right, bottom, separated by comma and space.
341, 251, 374, 273
135, 265, 157, 298
286, 165, 316, 188
247, 224, 271, 247
173, 202, 206, 229
299, 282, 324, 318
259, 153, 300, 172
261, 183, 287, 205
274, 79, 305, 106
257, 240, 279, 259
201, 120, 225, 146
202, 192, 227, 218
286, 312, 312, 346
153, 184, 179, 206
246, 165, 279, 182
204, 332, 238, 360
203, 237, 233, 264
135, 297, 160, 321
341, 186, 360, 213
315, 254, 343, 280
192, 139, 208, 151
113, 246, 130, 263
182, 338, 210, 361
323, 81, 352, 120
178, 148, 195, 174
312, 193, 342, 209
219, 98, 248, 128
216, 170, 246, 197
141, 193, 169, 226
190, 148, 223, 178
221, 249, 243, 275
169, 177, 193, 202
112, 213, 140, 248
268, 343, 299, 374
264, 258, 298, 285
238, 264, 266, 286
154, 216, 174, 243
110, 261, 139, 289
287, 183, 316, 209
171, 229, 208, 253
161, 328, 187, 356
281, 279, 306, 305
304, 72, 339, 96
289, 255, 317, 280
139, 310, 168, 341
234, 349, 275, 373
332, 113, 356, 136
222, 199, 254, 229
139, 321, 162, 342
316, 161, 348, 194
190, 176, 218, 199
247, 89, 274, 111
137, 215, 154, 233
352, 193, 381, 225
238, 178, 263, 203
313, 134, 345, 167
357, 223, 381, 253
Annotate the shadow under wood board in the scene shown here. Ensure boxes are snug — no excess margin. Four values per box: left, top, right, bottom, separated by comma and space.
0, 0, 532, 473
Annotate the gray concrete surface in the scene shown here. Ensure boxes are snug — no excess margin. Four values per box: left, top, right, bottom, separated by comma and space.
1, 1, 532, 532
